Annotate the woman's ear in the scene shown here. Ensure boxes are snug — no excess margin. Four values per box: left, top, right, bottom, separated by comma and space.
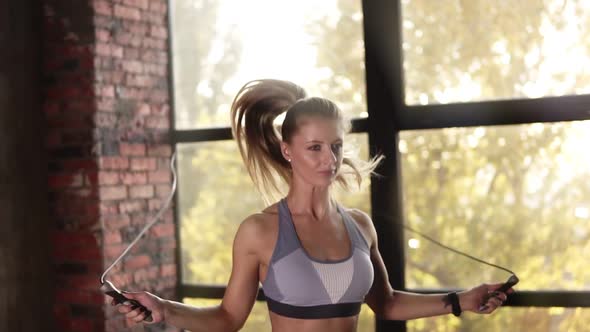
280, 141, 291, 162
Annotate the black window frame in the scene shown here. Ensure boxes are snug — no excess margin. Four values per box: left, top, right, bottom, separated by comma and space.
168, 1, 590, 331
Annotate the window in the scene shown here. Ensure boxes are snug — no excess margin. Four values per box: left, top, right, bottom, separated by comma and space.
401, 121, 590, 291
363, 0, 590, 331
172, 0, 367, 129
170, 0, 373, 330
402, 0, 590, 104
172, 0, 590, 331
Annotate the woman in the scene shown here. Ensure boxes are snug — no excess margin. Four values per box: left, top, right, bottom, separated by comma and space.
115, 79, 512, 331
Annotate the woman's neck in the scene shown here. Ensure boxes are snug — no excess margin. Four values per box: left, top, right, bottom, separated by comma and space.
285, 182, 334, 221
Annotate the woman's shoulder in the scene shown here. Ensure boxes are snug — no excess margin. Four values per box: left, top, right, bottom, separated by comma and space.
238, 202, 280, 234
233, 203, 280, 254
340, 205, 372, 226
340, 205, 377, 246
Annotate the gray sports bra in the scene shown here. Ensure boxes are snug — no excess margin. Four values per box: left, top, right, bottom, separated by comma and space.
261, 199, 374, 319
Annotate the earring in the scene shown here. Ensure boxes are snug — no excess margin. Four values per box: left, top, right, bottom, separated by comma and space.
287, 158, 291, 162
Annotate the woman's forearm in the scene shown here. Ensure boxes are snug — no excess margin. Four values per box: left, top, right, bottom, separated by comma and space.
384, 291, 455, 321
163, 300, 239, 332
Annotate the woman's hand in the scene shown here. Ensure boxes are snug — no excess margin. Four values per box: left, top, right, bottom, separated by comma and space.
112, 291, 166, 325
459, 283, 513, 314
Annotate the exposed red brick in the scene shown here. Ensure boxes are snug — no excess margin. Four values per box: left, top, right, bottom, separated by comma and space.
119, 172, 147, 185
144, 63, 166, 76
110, 272, 133, 288
96, 171, 119, 185
145, 115, 169, 129
118, 200, 145, 214
103, 244, 127, 260
95, 84, 115, 97
123, 47, 139, 59
135, 103, 151, 115
133, 266, 159, 283
130, 212, 149, 226
160, 264, 175, 277
147, 198, 162, 211
121, 59, 143, 73
97, 98, 115, 112
46, 1, 175, 329
150, 25, 167, 39
113, 4, 141, 21
155, 183, 172, 197
151, 88, 169, 102
101, 214, 131, 230
129, 184, 154, 199
99, 186, 127, 201
146, 144, 171, 156
99, 201, 119, 215
96, 28, 111, 42
149, 222, 174, 237
142, 37, 167, 50
93, 1, 113, 16
103, 230, 122, 245
124, 21, 149, 35
124, 254, 151, 270
143, 11, 166, 24
99, 156, 129, 170
123, 0, 149, 10
151, 104, 169, 117
126, 74, 154, 87
147, 170, 170, 183
119, 142, 146, 156
130, 157, 157, 171
149, 1, 167, 13
93, 112, 118, 128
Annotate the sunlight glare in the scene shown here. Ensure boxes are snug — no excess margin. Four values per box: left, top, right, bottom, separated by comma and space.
215, 0, 339, 96
408, 238, 420, 249
574, 207, 589, 219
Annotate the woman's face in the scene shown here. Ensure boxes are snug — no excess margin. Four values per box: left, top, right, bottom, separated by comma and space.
282, 116, 344, 187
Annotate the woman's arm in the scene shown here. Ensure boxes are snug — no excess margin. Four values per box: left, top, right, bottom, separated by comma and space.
117, 215, 264, 331
349, 209, 509, 321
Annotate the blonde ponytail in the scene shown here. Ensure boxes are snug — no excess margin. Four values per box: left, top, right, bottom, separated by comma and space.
231, 79, 306, 201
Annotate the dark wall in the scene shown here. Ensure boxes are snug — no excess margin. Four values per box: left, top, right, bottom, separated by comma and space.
0, 0, 53, 330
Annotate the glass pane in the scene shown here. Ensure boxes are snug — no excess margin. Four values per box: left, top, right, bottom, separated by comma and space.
400, 121, 590, 290
179, 134, 371, 285
408, 307, 590, 332
178, 141, 265, 285
184, 299, 375, 332
171, 0, 367, 129
402, 0, 590, 105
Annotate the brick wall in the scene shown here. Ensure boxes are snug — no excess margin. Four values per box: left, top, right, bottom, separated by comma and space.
43, 1, 177, 331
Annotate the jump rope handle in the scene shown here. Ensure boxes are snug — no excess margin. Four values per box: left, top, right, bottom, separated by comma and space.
101, 280, 153, 322
479, 274, 519, 311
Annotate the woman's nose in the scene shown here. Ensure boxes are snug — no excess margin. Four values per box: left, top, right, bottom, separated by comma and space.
323, 148, 337, 166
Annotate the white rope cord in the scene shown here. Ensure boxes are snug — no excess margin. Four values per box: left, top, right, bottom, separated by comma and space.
100, 152, 178, 284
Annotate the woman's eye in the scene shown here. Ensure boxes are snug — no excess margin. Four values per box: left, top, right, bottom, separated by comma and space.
331, 144, 343, 152
308, 145, 321, 151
